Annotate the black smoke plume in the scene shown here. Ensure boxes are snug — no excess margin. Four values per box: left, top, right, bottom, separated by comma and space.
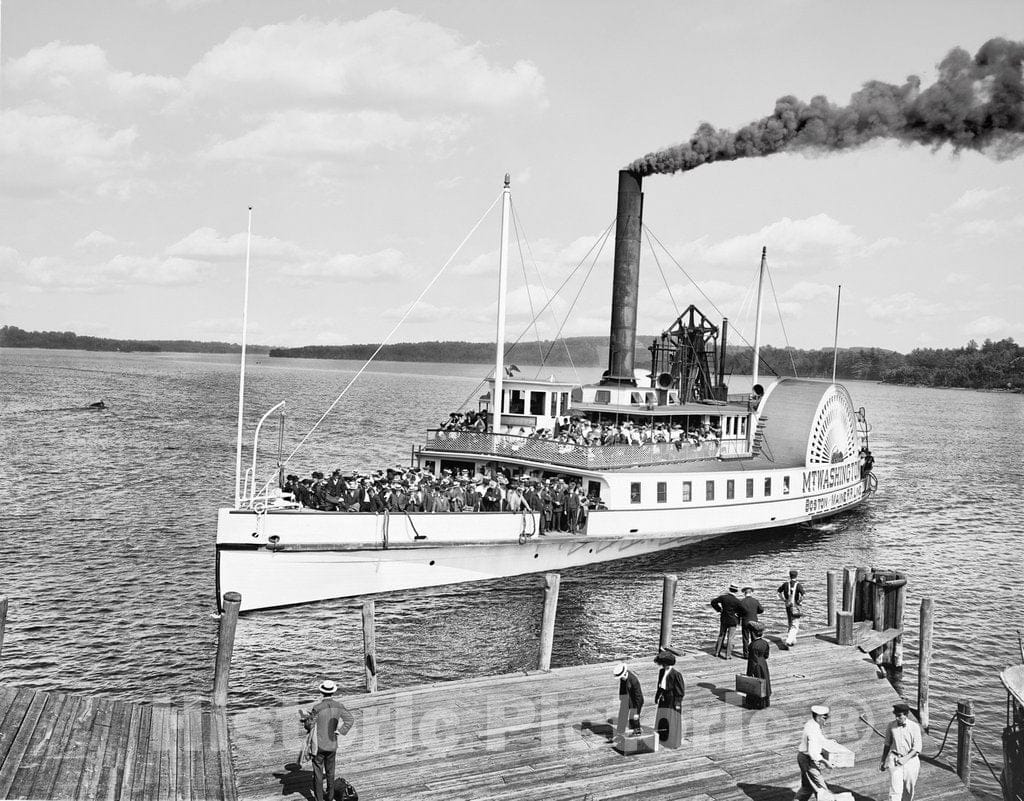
629, 38, 1024, 176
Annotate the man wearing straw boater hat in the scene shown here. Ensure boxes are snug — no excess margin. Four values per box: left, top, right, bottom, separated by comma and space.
306, 679, 355, 801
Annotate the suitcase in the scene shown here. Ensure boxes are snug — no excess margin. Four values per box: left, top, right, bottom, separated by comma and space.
735, 674, 766, 698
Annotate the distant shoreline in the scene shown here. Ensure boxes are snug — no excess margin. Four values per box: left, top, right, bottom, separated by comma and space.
3, 325, 1019, 391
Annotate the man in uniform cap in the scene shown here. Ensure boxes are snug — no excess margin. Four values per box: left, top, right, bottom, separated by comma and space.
777, 569, 805, 648
796, 704, 833, 801
880, 701, 922, 801
305, 680, 355, 801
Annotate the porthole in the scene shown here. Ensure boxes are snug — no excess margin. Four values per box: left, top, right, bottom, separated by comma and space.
429, 560, 435, 566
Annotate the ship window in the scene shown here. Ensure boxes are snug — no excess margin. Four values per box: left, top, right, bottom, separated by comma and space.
424, 460, 435, 474
682, 481, 692, 502
657, 482, 667, 503
740, 418, 747, 435
706, 481, 715, 501
746, 478, 754, 498
530, 391, 546, 415
646, 392, 657, 405
631, 392, 644, 404
783, 476, 790, 495
509, 390, 525, 414
588, 481, 601, 499
594, 390, 611, 404
550, 393, 557, 417
726, 479, 735, 500
630, 482, 641, 504
764, 477, 772, 496
560, 392, 569, 416
571, 387, 583, 403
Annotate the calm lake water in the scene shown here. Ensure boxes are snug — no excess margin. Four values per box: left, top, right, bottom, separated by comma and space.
1, 348, 1021, 793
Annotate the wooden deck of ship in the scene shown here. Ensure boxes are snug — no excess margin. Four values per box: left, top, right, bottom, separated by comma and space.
0, 687, 236, 800
228, 627, 977, 801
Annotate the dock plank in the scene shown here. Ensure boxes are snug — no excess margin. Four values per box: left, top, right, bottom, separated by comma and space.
229, 629, 979, 801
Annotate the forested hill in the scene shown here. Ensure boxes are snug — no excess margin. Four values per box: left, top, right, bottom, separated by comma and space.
0, 325, 270, 354
270, 337, 1022, 389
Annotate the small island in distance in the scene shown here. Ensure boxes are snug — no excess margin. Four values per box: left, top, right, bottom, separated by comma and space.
2, 325, 1020, 391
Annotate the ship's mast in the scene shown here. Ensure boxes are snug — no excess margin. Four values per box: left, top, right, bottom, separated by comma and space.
233, 206, 253, 509
751, 246, 766, 388
492, 173, 511, 432
831, 284, 842, 384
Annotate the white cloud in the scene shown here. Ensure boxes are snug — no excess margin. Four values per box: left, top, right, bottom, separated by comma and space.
865, 292, 950, 320
184, 12, 546, 114
964, 315, 1020, 340
946, 187, 1013, 213
0, 108, 141, 198
75, 231, 119, 249
6, 41, 181, 112
203, 110, 469, 162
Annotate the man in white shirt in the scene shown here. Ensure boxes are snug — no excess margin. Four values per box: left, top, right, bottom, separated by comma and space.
796, 704, 834, 801
880, 701, 923, 801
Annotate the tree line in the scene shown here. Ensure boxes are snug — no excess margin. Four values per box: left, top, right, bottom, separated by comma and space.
0, 325, 270, 354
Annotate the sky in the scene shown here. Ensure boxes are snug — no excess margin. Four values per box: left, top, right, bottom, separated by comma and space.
1, 0, 1022, 353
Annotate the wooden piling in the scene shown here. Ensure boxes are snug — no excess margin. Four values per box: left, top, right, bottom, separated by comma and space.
362, 601, 378, 693
212, 592, 242, 707
0, 595, 7, 660
918, 597, 933, 731
826, 571, 838, 628
870, 580, 886, 663
659, 574, 678, 651
538, 573, 561, 672
855, 566, 871, 621
836, 610, 854, 645
956, 698, 974, 786
842, 567, 856, 615
891, 581, 906, 670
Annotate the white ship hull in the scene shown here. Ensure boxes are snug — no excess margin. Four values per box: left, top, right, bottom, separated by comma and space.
217, 467, 869, 611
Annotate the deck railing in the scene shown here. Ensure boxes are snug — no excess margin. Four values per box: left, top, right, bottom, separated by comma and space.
424, 430, 750, 469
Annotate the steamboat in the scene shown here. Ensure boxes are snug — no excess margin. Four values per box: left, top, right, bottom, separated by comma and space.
216, 170, 877, 612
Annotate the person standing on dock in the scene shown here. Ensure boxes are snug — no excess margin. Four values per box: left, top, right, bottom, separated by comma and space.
738, 586, 764, 658
743, 621, 771, 709
711, 584, 744, 659
777, 569, 805, 648
796, 704, 834, 801
612, 662, 644, 736
653, 650, 685, 712
308, 680, 355, 801
880, 702, 922, 801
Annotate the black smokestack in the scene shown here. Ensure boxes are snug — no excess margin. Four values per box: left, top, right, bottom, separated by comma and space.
603, 170, 643, 386
630, 38, 1024, 176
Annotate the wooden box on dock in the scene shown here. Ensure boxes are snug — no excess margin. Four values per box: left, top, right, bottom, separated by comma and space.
823, 740, 855, 768
613, 726, 659, 755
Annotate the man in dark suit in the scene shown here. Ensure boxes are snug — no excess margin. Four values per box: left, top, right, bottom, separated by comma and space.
738, 586, 764, 658
711, 584, 745, 659
305, 680, 355, 801
612, 662, 644, 735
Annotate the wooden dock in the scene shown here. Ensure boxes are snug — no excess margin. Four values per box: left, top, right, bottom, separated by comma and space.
0, 686, 236, 800
228, 627, 976, 801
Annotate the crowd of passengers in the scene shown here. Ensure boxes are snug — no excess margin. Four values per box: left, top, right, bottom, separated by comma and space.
441, 411, 722, 448
283, 467, 595, 532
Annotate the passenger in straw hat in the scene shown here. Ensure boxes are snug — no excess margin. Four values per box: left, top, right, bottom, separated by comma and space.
304, 680, 355, 801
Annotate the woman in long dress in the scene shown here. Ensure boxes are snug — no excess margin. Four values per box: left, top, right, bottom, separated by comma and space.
744, 621, 772, 709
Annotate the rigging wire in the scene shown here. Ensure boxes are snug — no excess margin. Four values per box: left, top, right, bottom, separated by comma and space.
509, 208, 547, 367
643, 226, 782, 378
279, 191, 503, 469
451, 218, 615, 415
765, 266, 799, 377
511, 200, 582, 385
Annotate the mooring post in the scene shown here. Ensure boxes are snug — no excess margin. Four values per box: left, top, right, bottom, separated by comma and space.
836, 610, 854, 645
918, 597, 933, 731
362, 600, 377, 693
538, 573, 561, 671
871, 579, 886, 663
891, 581, 906, 670
956, 698, 974, 785
842, 567, 856, 615
659, 574, 678, 651
212, 591, 242, 707
0, 596, 8, 660
856, 566, 871, 621
826, 571, 838, 628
